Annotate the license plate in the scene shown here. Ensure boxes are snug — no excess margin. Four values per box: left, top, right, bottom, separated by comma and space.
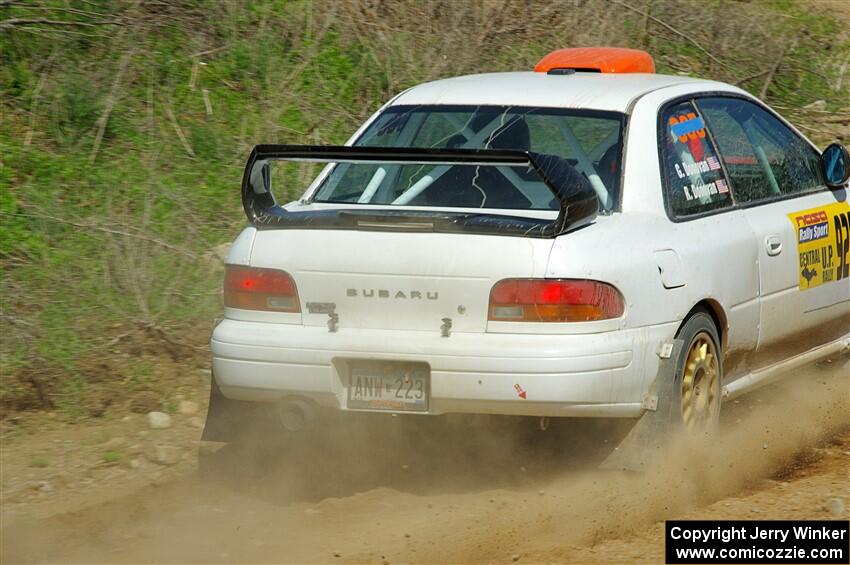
347, 361, 429, 412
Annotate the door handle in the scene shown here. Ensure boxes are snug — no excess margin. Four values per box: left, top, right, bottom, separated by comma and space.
765, 235, 782, 256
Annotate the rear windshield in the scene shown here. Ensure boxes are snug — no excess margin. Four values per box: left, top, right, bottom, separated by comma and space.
310, 106, 625, 212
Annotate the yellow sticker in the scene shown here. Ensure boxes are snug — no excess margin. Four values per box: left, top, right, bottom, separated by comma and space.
787, 201, 850, 289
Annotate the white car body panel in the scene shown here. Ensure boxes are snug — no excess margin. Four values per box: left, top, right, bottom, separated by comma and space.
213, 71, 850, 421
248, 229, 553, 333
387, 72, 727, 113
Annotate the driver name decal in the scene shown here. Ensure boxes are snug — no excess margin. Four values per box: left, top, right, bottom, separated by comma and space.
787, 202, 850, 289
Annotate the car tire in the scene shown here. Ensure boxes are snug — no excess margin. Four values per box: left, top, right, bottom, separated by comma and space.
667, 310, 723, 437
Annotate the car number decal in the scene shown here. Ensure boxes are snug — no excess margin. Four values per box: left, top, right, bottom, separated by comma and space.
787, 201, 850, 289
668, 112, 707, 161
668, 113, 706, 142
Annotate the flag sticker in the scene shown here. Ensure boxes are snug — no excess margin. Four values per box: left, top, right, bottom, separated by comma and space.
716, 178, 729, 194
706, 155, 721, 171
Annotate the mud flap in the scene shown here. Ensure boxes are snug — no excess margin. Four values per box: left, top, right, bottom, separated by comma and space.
599, 339, 685, 472
201, 372, 275, 443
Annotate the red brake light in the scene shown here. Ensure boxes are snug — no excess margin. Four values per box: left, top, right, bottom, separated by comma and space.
489, 279, 624, 322
224, 265, 300, 312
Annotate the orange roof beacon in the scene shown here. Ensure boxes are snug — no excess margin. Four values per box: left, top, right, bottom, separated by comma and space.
534, 47, 656, 74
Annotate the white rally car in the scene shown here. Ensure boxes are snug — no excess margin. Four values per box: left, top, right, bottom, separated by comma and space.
204, 47, 850, 451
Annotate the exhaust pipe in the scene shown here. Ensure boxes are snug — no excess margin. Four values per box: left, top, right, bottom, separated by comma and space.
278, 398, 316, 432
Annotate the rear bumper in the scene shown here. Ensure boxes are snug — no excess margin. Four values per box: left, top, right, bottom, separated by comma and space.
211, 319, 678, 418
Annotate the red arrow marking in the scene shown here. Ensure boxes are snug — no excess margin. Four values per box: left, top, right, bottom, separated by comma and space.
514, 384, 527, 399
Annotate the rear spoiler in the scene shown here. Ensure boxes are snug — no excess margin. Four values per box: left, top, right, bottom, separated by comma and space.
241, 144, 598, 238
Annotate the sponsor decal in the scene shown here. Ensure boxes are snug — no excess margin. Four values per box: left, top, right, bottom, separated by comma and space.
514, 383, 527, 399
787, 202, 850, 289
798, 221, 829, 243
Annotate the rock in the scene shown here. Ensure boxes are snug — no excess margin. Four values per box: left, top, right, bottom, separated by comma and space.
537, 490, 545, 496
145, 444, 181, 466
512, 554, 521, 562
803, 99, 827, 111
825, 498, 846, 517
751, 507, 761, 514
762, 443, 768, 450
333, 551, 341, 558
188, 416, 204, 428
129, 458, 142, 469
178, 400, 199, 416
34, 480, 53, 493
146, 411, 172, 429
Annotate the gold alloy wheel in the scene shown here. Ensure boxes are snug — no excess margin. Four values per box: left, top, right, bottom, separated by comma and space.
681, 332, 720, 432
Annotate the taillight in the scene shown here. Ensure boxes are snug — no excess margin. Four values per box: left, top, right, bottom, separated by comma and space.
488, 279, 624, 322
224, 265, 300, 312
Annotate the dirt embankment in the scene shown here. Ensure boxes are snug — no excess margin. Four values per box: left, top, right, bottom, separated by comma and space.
1, 357, 848, 563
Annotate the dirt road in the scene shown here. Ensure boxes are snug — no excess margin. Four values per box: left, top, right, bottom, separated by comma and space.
2, 359, 848, 563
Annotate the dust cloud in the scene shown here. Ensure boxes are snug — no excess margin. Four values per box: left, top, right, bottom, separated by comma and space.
2, 356, 848, 563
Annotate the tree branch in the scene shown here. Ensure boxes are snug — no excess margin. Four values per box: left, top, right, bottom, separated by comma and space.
2, 210, 199, 259
90, 45, 136, 163
609, 0, 737, 74
760, 39, 796, 100
0, 17, 118, 29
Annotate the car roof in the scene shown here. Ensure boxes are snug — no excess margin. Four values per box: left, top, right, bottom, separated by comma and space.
390, 71, 742, 113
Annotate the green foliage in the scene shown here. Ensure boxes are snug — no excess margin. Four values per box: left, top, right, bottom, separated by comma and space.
29, 457, 49, 468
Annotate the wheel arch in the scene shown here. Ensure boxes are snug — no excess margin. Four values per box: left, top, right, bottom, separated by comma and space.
678, 299, 727, 352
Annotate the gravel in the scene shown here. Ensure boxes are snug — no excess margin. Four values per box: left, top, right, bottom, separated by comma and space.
145, 444, 181, 466
825, 497, 846, 517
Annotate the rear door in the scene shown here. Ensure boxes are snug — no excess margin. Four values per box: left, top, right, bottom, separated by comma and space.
658, 99, 761, 372
696, 96, 850, 365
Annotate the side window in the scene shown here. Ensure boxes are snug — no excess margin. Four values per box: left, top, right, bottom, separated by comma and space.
696, 97, 824, 204
661, 101, 733, 217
